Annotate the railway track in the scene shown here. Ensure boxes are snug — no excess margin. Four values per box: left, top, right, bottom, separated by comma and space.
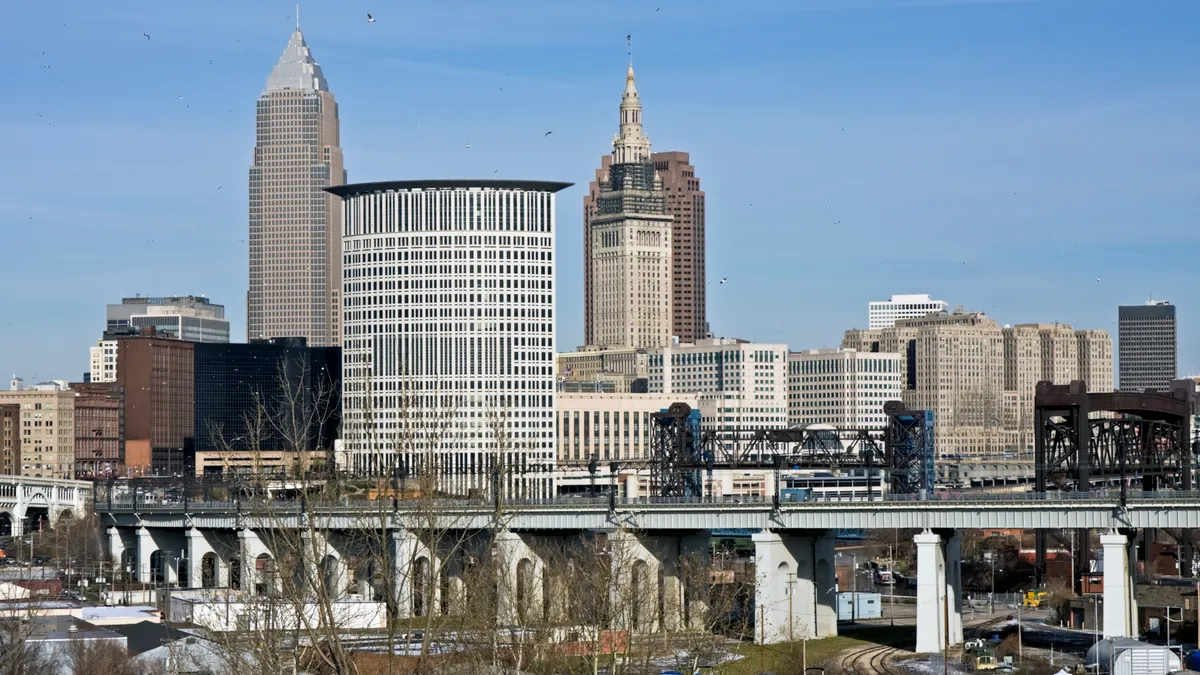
836, 642, 909, 674
835, 614, 1010, 674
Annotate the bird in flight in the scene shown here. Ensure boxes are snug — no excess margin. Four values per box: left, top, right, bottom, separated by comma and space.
143, 33, 150, 40
720, 278, 728, 284
217, 186, 222, 191
544, 131, 553, 137
367, 13, 376, 22
466, 143, 471, 149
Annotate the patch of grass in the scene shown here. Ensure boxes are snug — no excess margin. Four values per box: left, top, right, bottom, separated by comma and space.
721, 625, 915, 675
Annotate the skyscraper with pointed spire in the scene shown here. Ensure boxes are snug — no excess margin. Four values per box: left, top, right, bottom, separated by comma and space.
584, 66, 707, 347
247, 24, 345, 346
585, 65, 674, 349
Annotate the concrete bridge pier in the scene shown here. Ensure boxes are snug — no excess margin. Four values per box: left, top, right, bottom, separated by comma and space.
914, 529, 963, 654
1101, 530, 1138, 638
493, 530, 547, 626
608, 529, 711, 632
135, 526, 180, 586
751, 530, 838, 643
184, 528, 219, 589
108, 526, 128, 579
236, 528, 273, 593
388, 529, 419, 618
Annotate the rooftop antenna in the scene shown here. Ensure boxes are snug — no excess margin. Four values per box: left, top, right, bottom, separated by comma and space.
295, 4, 300, 30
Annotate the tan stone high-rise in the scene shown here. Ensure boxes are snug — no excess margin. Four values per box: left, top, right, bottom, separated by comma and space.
586, 66, 674, 349
0, 390, 75, 479
247, 26, 345, 346
584, 70, 706, 346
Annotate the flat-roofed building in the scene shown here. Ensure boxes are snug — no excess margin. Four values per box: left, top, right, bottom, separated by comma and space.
554, 392, 696, 466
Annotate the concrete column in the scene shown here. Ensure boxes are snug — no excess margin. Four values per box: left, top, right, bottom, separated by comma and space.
107, 527, 126, 578
389, 530, 418, 619
608, 530, 662, 632
136, 527, 158, 584
493, 530, 545, 626
184, 529, 216, 589
624, 474, 639, 500
914, 530, 947, 654
680, 532, 710, 630
322, 555, 348, 600
943, 530, 964, 647
546, 568, 568, 624
1101, 532, 1135, 638
237, 528, 270, 593
661, 571, 683, 632
752, 530, 829, 643
813, 534, 838, 637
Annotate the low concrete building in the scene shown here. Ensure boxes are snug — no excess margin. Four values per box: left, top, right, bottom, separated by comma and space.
557, 346, 650, 393
166, 589, 387, 632
554, 392, 696, 466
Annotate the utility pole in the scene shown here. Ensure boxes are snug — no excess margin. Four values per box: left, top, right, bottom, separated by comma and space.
889, 544, 895, 627
1017, 600, 1023, 662
986, 551, 995, 614
852, 553, 858, 623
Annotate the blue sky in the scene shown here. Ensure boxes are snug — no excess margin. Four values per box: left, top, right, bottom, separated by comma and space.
2, 0, 1198, 382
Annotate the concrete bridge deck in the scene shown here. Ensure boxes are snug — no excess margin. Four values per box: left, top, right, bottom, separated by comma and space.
97, 490, 1200, 532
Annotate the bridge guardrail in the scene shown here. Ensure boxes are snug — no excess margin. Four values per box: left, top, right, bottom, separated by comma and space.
94, 488, 1200, 515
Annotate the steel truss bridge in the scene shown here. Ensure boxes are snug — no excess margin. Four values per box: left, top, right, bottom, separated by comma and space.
643, 400, 934, 499
1033, 379, 1196, 585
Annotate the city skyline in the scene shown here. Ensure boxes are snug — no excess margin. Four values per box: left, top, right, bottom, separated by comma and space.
3, 0, 1199, 380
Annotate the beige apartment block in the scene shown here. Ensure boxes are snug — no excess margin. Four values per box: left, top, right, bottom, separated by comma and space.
787, 349, 902, 428
649, 338, 788, 431
555, 392, 697, 465
1076, 329, 1114, 393
844, 312, 1113, 457
0, 404, 18, 475
247, 27, 345, 347
0, 390, 75, 478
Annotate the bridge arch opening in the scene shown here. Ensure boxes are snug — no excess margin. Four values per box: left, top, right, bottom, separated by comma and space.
776, 560, 791, 613
58, 508, 74, 521
630, 559, 650, 631
319, 554, 341, 598
23, 507, 49, 535
229, 556, 242, 591
516, 558, 534, 623
0, 513, 11, 538
255, 553, 276, 596
149, 551, 166, 585
413, 556, 430, 617
201, 553, 218, 588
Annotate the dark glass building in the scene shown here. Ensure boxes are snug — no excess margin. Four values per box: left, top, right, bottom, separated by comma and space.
1118, 302, 1177, 392
193, 338, 340, 475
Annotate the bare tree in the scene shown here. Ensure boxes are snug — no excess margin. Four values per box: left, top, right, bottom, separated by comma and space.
0, 615, 56, 675
63, 637, 154, 675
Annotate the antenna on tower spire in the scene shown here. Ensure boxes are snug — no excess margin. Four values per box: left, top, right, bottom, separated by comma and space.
626, 34, 632, 68
295, 4, 300, 30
